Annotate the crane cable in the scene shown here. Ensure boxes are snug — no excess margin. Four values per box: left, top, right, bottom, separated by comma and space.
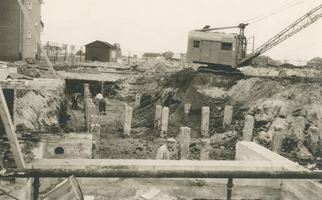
271, 40, 322, 57
243, 1, 304, 24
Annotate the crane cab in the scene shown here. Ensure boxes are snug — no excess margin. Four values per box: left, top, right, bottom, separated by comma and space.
186, 31, 247, 69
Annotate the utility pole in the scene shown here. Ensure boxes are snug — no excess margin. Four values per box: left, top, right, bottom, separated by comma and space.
128, 49, 131, 65
64, 44, 67, 62
80, 46, 83, 62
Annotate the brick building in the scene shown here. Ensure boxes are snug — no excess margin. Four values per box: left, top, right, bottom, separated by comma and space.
0, 0, 44, 61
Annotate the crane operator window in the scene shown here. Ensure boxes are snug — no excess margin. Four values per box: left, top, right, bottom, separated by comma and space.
193, 40, 200, 48
221, 42, 232, 51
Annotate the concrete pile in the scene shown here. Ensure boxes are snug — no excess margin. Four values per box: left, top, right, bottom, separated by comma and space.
195, 73, 322, 166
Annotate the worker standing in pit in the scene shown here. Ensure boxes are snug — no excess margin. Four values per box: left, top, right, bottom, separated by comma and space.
71, 93, 82, 110
156, 138, 176, 160
94, 93, 106, 115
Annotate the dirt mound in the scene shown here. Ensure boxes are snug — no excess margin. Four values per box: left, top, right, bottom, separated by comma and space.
15, 85, 66, 132
133, 68, 241, 137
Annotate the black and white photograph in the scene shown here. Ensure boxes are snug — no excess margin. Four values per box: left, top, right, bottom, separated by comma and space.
1, 0, 322, 199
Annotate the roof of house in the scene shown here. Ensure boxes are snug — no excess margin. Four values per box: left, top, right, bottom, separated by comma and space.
142, 53, 161, 57
308, 57, 322, 64
85, 40, 117, 49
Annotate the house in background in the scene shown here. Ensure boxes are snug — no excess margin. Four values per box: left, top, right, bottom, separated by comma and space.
0, 0, 44, 61
307, 57, 322, 69
142, 53, 161, 60
85, 40, 119, 63
251, 55, 281, 66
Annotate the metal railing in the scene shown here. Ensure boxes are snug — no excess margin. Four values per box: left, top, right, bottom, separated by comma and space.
1, 167, 322, 200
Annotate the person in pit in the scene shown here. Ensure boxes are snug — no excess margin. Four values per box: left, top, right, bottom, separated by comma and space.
94, 92, 106, 115
156, 138, 176, 160
71, 93, 82, 110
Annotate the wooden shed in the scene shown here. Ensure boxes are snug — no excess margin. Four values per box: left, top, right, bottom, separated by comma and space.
85, 40, 118, 63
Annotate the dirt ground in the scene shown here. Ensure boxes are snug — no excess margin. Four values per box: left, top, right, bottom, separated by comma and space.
67, 97, 236, 161
2, 58, 322, 166
2, 58, 322, 199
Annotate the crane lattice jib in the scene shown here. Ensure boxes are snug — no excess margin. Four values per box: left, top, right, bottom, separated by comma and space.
254, 4, 322, 55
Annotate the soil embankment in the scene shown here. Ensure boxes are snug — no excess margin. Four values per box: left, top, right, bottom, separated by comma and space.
1, 59, 322, 169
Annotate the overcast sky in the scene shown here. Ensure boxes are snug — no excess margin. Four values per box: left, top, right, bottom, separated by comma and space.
41, 0, 322, 63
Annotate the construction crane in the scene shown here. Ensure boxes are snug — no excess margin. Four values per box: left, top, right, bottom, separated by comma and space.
186, 4, 322, 74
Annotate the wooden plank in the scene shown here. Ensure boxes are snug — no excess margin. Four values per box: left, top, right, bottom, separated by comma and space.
31, 159, 282, 172
39, 175, 84, 200
0, 79, 62, 90
57, 71, 123, 82
0, 85, 25, 168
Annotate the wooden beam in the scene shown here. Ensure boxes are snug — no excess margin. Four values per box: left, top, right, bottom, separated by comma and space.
57, 72, 123, 82
0, 85, 25, 168
40, 175, 83, 200
0, 79, 63, 90
31, 159, 281, 171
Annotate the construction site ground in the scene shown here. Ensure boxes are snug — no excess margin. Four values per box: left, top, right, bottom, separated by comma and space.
1, 58, 322, 199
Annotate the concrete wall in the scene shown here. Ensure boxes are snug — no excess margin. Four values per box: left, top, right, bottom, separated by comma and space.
236, 141, 322, 200
25, 139, 322, 199
40, 133, 92, 159
26, 133, 93, 197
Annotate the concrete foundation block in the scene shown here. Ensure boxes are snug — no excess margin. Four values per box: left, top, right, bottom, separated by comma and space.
154, 105, 162, 130
236, 141, 322, 200
223, 105, 233, 128
134, 93, 141, 108
84, 83, 89, 91
91, 124, 100, 141
308, 126, 320, 155
90, 115, 99, 125
272, 128, 284, 154
118, 103, 127, 130
160, 107, 169, 138
123, 107, 133, 136
201, 106, 209, 137
242, 115, 254, 141
200, 139, 210, 160
101, 82, 104, 96
87, 104, 95, 132
40, 133, 93, 159
184, 103, 191, 115
84, 98, 92, 121
178, 127, 191, 160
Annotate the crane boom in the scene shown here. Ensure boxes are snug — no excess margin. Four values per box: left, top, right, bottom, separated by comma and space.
238, 4, 322, 67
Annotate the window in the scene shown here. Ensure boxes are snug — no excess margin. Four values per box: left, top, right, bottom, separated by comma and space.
221, 42, 232, 51
193, 40, 200, 48
111, 50, 116, 59
33, 45, 37, 53
27, 31, 31, 38
34, 18, 38, 26
28, 2, 32, 10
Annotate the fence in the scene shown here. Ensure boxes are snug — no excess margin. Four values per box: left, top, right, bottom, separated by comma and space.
43, 41, 85, 63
